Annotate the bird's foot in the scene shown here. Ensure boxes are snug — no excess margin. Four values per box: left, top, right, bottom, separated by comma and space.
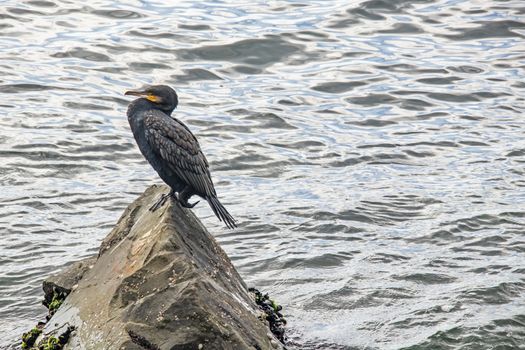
149, 190, 174, 211
179, 198, 200, 208
176, 186, 199, 208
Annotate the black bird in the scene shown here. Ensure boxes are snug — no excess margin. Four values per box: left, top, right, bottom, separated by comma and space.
125, 85, 237, 229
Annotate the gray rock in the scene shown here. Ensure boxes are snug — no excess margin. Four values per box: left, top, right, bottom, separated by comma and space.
44, 185, 282, 350
42, 256, 96, 307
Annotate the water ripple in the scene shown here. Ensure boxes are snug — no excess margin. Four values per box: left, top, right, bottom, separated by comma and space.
1, 0, 525, 349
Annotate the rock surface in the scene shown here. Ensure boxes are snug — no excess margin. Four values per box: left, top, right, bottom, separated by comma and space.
42, 185, 283, 350
42, 256, 96, 310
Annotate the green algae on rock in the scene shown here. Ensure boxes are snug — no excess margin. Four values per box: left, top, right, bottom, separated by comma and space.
23, 326, 75, 350
250, 287, 287, 345
21, 287, 75, 350
21, 325, 43, 349
20, 253, 97, 349
44, 291, 66, 318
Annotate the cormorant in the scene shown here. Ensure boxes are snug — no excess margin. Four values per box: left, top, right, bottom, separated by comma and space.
125, 85, 237, 229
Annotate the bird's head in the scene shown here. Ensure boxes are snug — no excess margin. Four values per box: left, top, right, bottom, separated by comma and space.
125, 85, 179, 114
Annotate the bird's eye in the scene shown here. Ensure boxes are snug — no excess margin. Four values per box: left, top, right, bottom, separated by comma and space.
146, 94, 160, 103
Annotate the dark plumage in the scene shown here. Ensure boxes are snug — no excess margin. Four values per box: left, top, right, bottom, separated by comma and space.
125, 85, 237, 229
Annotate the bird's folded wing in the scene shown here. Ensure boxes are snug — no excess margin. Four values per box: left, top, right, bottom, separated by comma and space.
143, 112, 216, 197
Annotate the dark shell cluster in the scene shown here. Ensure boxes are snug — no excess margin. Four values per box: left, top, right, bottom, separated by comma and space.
21, 288, 74, 349
249, 287, 287, 345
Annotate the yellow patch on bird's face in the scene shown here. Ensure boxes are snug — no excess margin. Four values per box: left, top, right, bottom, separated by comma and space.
146, 94, 160, 103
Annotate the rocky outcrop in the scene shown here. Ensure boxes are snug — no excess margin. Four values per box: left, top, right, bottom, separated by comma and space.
37, 185, 284, 350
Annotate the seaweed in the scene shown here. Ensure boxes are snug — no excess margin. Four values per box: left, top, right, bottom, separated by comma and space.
42, 289, 68, 319
21, 324, 44, 349
249, 287, 287, 345
21, 325, 75, 350
42, 336, 59, 350
21, 287, 73, 349
36, 326, 75, 350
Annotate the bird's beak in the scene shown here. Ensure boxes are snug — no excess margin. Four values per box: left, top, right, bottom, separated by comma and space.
125, 90, 160, 103
125, 90, 146, 97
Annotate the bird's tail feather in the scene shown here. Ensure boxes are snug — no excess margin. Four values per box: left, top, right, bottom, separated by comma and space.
207, 196, 237, 229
